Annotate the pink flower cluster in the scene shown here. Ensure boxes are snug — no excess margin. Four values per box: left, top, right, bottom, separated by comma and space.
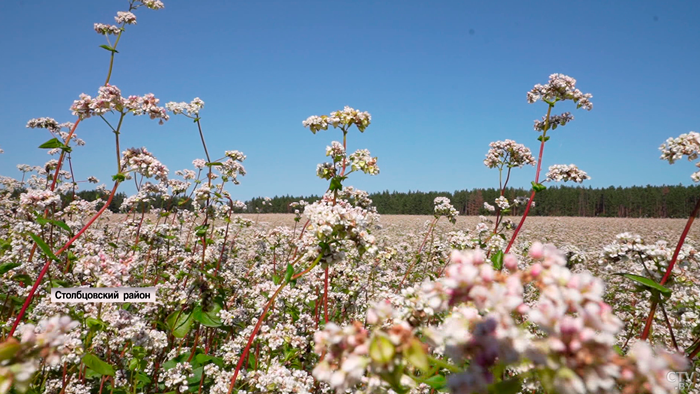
527, 73, 593, 110
70, 85, 169, 124
483, 139, 536, 169
302, 106, 372, 133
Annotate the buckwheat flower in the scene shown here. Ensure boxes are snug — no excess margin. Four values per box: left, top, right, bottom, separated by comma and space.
545, 164, 590, 183
138, 0, 165, 10
302, 115, 329, 133
19, 189, 61, 211
495, 196, 510, 210
326, 141, 346, 161
114, 11, 137, 25
26, 117, 61, 133
329, 106, 372, 132
316, 162, 336, 180
224, 150, 245, 161
87, 176, 99, 183
533, 112, 574, 132
94, 23, 121, 35
484, 202, 495, 212
434, 197, 459, 224
166, 97, 204, 117
220, 159, 246, 184
349, 149, 379, 175
192, 159, 206, 169
484, 140, 536, 169
121, 147, 169, 181
527, 73, 593, 110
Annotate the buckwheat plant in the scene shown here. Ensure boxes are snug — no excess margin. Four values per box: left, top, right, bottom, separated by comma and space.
505, 74, 594, 254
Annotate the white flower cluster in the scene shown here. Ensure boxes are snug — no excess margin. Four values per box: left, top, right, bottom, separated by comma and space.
527, 73, 593, 110
533, 112, 574, 132
166, 98, 205, 117
70, 85, 169, 124
349, 149, 379, 175
495, 196, 510, 210
326, 141, 345, 161
120, 147, 169, 182
434, 197, 459, 224
115, 11, 137, 25
94, 23, 121, 35
25, 117, 61, 133
483, 139, 536, 169
545, 164, 590, 183
302, 106, 371, 133
18, 189, 61, 212
659, 131, 700, 181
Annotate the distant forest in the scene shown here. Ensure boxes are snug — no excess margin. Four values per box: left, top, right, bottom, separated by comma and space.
55, 184, 700, 218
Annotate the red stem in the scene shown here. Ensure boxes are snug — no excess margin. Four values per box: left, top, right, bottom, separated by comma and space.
640, 196, 700, 340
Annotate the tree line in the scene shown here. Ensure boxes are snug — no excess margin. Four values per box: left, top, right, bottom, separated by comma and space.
15, 184, 696, 218
247, 184, 700, 218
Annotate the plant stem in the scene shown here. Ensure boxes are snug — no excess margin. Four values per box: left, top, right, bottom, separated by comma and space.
505, 104, 553, 253
640, 196, 700, 340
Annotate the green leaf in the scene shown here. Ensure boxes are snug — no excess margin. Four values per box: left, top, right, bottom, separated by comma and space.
28, 232, 60, 262
112, 173, 126, 182
192, 303, 222, 328
86, 317, 107, 331
423, 375, 447, 389
329, 177, 343, 192
488, 377, 522, 394
12, 274, 32, 285
0, 262, 21, 275
205, 162, 223, 167
369, 334, 395, 364
82, 353, 115, 376
38, 138, 64, 149
166, 310, 194, 338
50, 279, 70, 288
99, 44, 119, 53
613, 273, 671, 296
48, 219, 72, 234
404, 338, 429, 373
613, 344, 624, 356
284, 263, 294, 283
531, 181, 546, 192
491, 250, 504, 270
194, 224, 209, 237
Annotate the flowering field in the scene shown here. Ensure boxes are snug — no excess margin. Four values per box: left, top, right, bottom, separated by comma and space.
2, 1, 700, 394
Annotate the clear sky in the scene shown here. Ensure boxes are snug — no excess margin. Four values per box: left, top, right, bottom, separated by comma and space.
1, 0, 699, 201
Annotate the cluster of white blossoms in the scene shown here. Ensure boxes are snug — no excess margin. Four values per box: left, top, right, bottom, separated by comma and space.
434, 197, 459, 224
114, 11, 137, 25
494, 195, 510, 210
220, 150, 247, 184
301, 191, 379, 261
659, 131, 700, 181
70, 85, 169, 124
326, 141, 346, 161
165, 97, 205, 117
18, 189, 61, 212
1, 316, 79, 394
120, 147, 169, 182
527, 73, 593, 110
484, 202, 495, 212
94, 23, 121, 35
302, 106, 372, 134
545, 164, 590, 183
349, 149, 379, 175
483, 139, 536, 169
25, 117, 62, 133
533, 112, 574, 132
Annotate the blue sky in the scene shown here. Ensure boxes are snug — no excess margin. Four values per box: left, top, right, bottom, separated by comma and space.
1, 0, 699, 201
